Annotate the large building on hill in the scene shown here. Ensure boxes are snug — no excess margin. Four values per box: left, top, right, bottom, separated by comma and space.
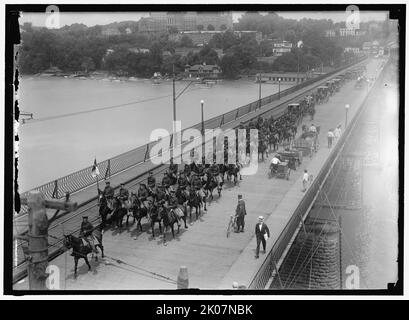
139, 12, 233, 33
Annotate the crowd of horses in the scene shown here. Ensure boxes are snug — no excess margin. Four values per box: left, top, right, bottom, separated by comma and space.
98, 161, 242, 242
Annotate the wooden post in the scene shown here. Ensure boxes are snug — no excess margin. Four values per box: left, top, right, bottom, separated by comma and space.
177, 266, 189, 289
20, 191, 78, 290
27, 191, 48, 290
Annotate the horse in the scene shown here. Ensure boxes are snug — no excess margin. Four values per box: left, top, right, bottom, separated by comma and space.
202, 173, 221, 201
126, 193, 148, 230
109, 197, 128, 229
148, 203, 163, 239
227, 164, 240, 185
187, 187, 203, 221
98, 193, 112, 229
161, 206, 182, 244
63, 227, 104, 278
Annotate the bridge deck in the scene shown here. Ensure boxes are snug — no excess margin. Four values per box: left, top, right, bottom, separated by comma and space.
13, 58, 384, 290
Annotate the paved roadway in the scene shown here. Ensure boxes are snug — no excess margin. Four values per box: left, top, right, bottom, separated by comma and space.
13, 58, 385, 290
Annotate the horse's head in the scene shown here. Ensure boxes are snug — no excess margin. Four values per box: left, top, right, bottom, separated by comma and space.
63, 234, 73, 249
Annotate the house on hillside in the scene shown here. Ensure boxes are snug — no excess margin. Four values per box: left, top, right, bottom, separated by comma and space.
185, 63, 222, 79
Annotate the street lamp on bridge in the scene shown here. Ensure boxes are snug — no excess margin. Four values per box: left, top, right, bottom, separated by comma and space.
345, 104, 350, 128
201, 100, 205, 160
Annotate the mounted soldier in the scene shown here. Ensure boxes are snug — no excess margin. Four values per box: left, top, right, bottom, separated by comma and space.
102, 181, 114, 200
147, 171, 156, 194
210, 161, 222, 185
191, 172, 205, 199
169, 158, 178, 182
138, 183, 151, 212
166, 189, 182, 227
118, 182, 129, 207
178, 171, 189, 190
79, 216, 98, 253
162, 171, 172, 192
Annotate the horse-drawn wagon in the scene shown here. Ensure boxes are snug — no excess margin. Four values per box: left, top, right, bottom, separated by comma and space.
277, 149, 303, 168
317, 86, 329, 103
268, 161, 290, 180
295, 126, 320, 157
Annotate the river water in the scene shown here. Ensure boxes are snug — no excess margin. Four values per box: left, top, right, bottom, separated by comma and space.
18, 76, 291, 191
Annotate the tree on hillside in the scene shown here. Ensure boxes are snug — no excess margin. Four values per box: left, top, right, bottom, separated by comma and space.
220, 24, 227, 31
220, 54, 240, 78
207, 24, 215, 31
179, 35, 194, 47
197, 24, 204, 32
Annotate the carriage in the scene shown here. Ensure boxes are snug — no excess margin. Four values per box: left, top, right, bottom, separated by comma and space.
354, 76, 366, 89
277, 149, 303, 168
326, 80, 336, 95
288, 103, 300, 114
332, 78, 341, 92
275, 162, 290, 180
317, 86, 329, 103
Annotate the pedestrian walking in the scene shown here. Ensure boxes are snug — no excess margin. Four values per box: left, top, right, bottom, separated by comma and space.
302, 169, 309, 192
255, 216, 270, 259
327, 129, 334, 148
334, 125, 341, 140
235, 194, 246, 232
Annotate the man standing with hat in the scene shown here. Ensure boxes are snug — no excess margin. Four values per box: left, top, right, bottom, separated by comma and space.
235, 194, 246, 233
254, 216, 270, 259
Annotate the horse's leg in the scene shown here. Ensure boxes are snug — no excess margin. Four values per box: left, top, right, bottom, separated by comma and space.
74, 257, 78, 278
84, 256, 91, 271
151, 221, 155, 239
126, 212, 130, 226
98, 244, 104, 258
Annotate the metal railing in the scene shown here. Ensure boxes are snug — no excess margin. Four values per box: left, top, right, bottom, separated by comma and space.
247, 57, 390, 290
16, 56, 366, 216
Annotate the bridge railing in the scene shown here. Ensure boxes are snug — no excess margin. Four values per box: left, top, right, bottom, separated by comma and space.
247, 57, 389, 290
16, 56, 366, 216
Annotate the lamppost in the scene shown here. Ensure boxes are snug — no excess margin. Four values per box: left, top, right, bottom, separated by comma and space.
345, 104, 350, 128
278, 78, 281, 99
258, 73, 262, 109
201, 100, 205, 159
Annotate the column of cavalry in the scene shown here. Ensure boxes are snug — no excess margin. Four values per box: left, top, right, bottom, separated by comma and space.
96, 70, 353, 241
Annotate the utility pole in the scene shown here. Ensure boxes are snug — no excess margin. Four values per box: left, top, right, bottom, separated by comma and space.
17, 191, 77, 290
172, 64, 177, 156
258, 73, 262, 109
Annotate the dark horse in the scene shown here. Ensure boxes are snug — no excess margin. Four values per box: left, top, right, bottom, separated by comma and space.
187, 187, 202, 222
63, 227, 104, 277
149, 202, 163, 239
126, 193, 148, 231
203, 173, 222, 201
98, 193, 112, 229
161, 206, 183, 244
110, 196, 128, 229
227, 164, 240, 185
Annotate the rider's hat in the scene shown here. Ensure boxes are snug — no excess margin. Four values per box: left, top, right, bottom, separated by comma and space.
105, 181, 110, 184
120, 182, 125, 185
149, 171, 153, 174
238, 194, 242, 199
258, 216, 264, 221
83, 216, 88, 219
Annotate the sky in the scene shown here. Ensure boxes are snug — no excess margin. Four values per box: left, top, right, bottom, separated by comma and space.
19, 11, 388, 28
